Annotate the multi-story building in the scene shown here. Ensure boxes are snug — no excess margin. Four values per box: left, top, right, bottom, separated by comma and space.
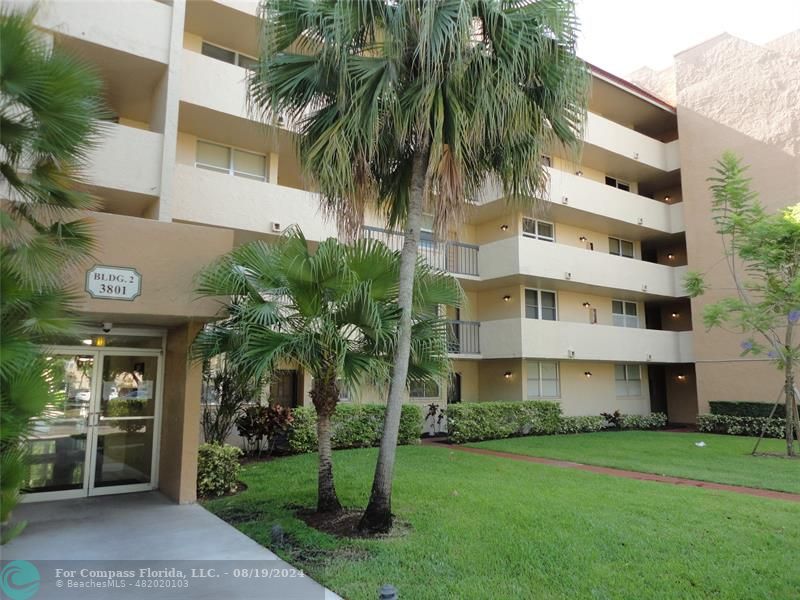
11, 1, 797, 505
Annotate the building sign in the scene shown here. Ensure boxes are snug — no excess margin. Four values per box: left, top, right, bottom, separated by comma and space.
85, 265, 142, 301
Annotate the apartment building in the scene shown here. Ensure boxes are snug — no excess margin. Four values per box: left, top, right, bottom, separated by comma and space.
12, 0, 796, 505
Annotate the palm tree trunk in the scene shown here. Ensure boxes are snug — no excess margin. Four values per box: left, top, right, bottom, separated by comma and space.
784, 322, 796, 457
360, 151, 427, 533
310, 376, 342, 513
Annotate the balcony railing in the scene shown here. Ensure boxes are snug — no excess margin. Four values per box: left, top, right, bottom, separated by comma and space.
447, 320, 480, 355
361, 226, 479, 276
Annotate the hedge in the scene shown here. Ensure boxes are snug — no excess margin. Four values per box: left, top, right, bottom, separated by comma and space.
619, 412, 668, 430
697, 414, 786, 438
709, 401, 785, 419
197, 443, 242, 498
446, 401, 562, 443
287, 404, 423, 453
557, 416, 605, 434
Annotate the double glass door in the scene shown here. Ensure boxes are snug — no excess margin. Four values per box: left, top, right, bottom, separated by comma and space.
25, 347, 162, 500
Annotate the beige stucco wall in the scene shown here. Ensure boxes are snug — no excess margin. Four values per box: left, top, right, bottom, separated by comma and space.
647, 33, 800, 412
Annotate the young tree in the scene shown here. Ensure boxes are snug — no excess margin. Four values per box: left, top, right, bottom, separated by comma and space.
0, 8, 105, 541
250, 0, 588, 532
685, 153, 800, 456
192, 229, 461, 513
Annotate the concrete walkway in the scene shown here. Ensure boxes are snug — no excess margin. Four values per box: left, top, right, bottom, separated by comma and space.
3, 492, 342, 599
437, 443, 800, 503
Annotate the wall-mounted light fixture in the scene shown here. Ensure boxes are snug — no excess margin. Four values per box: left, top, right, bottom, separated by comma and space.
561, 196, 569, 205
81, 339, 92, 346
582, 302, 591, 308
637, 217, 644, 225
664, 195, 671, 203
676, 374, 687, 382
584, 371, 592, 378
575, 170, 583, 176
646, 353, 653, 362
565, 272, 572, 280
94, 336, 106, 347
500, 224, 509, 231
579, 236, 588, 242
567, 349, 576, 358
503, 295, 511, 302
503, 371, 513, 379
633, 152, 640, 159
667, 253, 675, 260
671, 312, 680, 319
641, 284, 648, 292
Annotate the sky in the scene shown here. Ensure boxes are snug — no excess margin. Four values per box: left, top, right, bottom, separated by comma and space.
575, 0, 799, 78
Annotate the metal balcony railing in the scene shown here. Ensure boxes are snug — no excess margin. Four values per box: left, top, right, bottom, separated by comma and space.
447, 320, 480, 355
361, 226, 479, 276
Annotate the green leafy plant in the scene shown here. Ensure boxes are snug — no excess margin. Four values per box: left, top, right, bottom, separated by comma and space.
250, 0, 588, 533
197, 443, 243, 498
192, 229, 460, 513
601, 410, 623, 429
1, 7, 105, 543
446, 401, 563, 444
618, 413, 667, 430
685, 153, 800, 455
697, 414, 785, 439
202, 365, 264, 445
235, 404, 294, 456
710, 401, 786, 419
557, 416, 606, 434
287, 405, 423, 454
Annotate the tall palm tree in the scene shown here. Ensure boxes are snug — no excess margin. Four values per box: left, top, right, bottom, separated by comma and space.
250, 0, 588, 531
1, 7, 105, 541
192, 228, 462, 513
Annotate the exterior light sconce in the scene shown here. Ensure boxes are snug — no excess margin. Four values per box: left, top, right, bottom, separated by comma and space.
637, 217, 644, 225
582, 302, 591, 308
664, 195, 671, 203
633, 152, 640, 159
81, 338, 93, 346
579, 236, 587, 242
676, 374, 687, 382
94, 336, 106, 347
667, 253, 675, 260
671, 312, 680, 319
641, 284, 648, 292
561, 196, 569, 205
567, 349, 576, 358
503, 295, 511, 302
584, 371, 592, 378
500, 224, 509, 231
646, 353, 653, 362
575, 170, 583, 176
565, 272, 572, 280
503, 371, 513, 380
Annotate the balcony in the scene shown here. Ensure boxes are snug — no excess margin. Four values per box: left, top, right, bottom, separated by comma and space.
479, 236, 687, 298
86, 124, 163, 197
481, 318, 693, 364
584, 112, 680, 173
29, 0, 171, 63
180, 49, 249, 120
447, 320, 481, 356
361, 226, 479, 277
171, 164, 337, 241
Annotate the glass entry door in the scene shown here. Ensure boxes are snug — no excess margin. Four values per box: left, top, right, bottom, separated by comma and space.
24, 347, 162, 501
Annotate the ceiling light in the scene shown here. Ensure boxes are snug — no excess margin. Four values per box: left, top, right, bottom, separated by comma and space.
81, 339, 92, 345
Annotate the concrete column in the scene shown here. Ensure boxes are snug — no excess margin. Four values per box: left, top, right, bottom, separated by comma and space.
159, 320, 203, 503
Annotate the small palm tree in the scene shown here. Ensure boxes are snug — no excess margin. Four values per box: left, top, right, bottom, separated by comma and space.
250, 0, 588, 531
192, 228, 461, 513
1, 7, 105, 542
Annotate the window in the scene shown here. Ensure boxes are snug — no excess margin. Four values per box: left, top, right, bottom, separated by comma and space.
525, 289, 557, 321
201, 41, 258, 70
196, 141, 267, 182
522, 218, 555, 242
612, 300, 639, 328
615, 364, 642, 397
609, 236, 634, 258
527, 361, 560, 398
605, 176, 631, 192
410, 380, 440, 398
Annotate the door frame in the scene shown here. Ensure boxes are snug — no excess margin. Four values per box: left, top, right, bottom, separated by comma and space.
23, 331, 166, 503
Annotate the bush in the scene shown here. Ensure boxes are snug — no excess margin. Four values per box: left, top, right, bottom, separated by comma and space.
236, 404, 293, 455
446, 401, 562, 443
697, 414, 785, 438
287, 404, 423, 453
557, 416, 605, 434
709, 401, 785, 419
197, 443, 242, 498
619, 412, 668, 430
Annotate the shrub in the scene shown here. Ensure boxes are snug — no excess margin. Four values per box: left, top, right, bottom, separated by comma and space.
601, 410, 623, 429
287, 404, 423, 453
557, 416, 605, 434
697, 414, 785, 438
709, 401, 785, 419
197, 443, 242, 498
446, 401, 562, 443
619, 412, 668, 430
236, 404, 294, 455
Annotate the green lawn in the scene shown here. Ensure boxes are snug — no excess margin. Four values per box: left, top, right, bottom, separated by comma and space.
205, 445, 800, 599
469, 431, 800, 493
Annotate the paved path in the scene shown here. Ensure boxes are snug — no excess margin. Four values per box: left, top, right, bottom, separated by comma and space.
432, 442, 800, 503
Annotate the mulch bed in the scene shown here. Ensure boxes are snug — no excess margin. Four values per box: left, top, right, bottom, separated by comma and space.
294, 507, 411, 540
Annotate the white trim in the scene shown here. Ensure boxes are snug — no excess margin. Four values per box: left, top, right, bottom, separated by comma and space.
526, 360, 561, 399
522, 217, 555, 242
608, 236, 635, 259
524, 288, 558, 321
612, 299, 640, 328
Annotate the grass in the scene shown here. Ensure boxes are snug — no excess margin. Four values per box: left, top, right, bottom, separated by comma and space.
469, 431, 800, 493
205, 445, 800, 599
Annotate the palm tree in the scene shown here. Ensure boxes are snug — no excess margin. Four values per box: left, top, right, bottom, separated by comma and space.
192, 228, 462, 513
1, 7, 105, 541
250, 0, 588, 531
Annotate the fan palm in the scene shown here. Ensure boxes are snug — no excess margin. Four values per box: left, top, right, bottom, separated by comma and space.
1, 7, 105, 542
250, 0, 588, 531
192, 228, 462, 513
